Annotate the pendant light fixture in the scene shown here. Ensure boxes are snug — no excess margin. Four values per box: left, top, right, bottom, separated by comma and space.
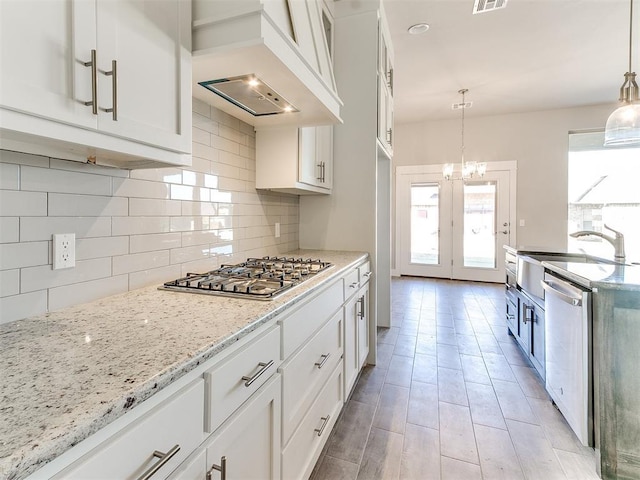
604, 0, 640, 146
443, 89, 486, 180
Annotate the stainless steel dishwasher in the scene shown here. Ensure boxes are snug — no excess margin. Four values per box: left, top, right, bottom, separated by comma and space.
541, 272, 593, 447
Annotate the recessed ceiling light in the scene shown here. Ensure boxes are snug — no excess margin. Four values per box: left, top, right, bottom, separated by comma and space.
408, 23, 430, 35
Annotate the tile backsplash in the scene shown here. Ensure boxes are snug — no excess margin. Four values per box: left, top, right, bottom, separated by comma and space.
0, 99, 299, 324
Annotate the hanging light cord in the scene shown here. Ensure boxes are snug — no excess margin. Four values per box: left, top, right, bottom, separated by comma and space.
459, 88, 467, 168
628, 0, 633, 74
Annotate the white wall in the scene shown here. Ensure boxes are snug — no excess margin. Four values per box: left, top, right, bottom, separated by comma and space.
394, 103, 615, 256
0, 99, 299, 324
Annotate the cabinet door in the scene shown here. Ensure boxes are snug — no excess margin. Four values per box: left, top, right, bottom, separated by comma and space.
529, 304, 545, 379
95, 0, 191, 153
316, 125, 333, 189
343, 294, 359, 397
299, 127, 319, 186
517, 298, 531, 352
506, 297, 518, 333
205, 375, 281, 480
0, 0, 97, 128
357, 286, 370, 368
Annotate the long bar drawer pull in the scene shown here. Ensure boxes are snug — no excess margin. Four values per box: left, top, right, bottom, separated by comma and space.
103, 60, 117, 121
83, 49, 97, 114
136, 444, 180, 480
241, 360, 274, 387
315, 353, 331, 369
314, 415, 330, 436
206, 456, 227, 480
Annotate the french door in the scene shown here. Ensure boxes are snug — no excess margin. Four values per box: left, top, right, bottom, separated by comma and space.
397, 163, 515, 283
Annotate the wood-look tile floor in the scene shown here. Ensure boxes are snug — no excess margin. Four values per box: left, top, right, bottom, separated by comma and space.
310, 277, 600, 480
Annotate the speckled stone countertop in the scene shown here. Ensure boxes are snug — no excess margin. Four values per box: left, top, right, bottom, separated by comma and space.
0, 250, 367, 480
542, 261, 640, 291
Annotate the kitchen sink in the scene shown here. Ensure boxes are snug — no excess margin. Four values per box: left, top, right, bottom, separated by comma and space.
526, 253, 622, 265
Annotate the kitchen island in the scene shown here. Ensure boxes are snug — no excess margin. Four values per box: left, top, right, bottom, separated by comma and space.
543, 259, 640, 480
505, 245, 640, 480
0, 250, 368, 480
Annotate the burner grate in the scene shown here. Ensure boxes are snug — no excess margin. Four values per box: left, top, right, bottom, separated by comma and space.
159, 256, 332, 300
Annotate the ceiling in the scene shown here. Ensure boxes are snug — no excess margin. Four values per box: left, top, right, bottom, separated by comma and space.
382, 0, 635, 124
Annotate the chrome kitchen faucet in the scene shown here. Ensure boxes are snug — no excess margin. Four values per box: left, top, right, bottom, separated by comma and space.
570, 224, 626, 262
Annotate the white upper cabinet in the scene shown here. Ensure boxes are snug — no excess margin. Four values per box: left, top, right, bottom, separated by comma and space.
256, 125, 333, 195
377, 16, 394, 156
192, 0, 342, 127
94, 0, 192, 154
0, 0, 192, 169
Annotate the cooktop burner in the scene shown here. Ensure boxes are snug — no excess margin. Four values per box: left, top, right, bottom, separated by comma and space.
159, 256, 333, 300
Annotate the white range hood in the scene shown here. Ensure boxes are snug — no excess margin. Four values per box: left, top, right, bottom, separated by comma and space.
192, 0, 343, 127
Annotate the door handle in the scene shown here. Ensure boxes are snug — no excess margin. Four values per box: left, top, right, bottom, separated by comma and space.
102, 59, 117, 120
241, 360, 273, 387
83, 49, 98, 114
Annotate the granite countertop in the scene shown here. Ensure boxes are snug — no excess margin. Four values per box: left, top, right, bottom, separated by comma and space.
0, 250, 368, 480
542, 261, 640, 291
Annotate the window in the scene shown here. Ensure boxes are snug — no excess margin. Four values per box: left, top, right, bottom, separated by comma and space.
568, 132, 640, 262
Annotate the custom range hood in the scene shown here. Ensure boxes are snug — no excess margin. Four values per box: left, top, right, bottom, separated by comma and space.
199, 75, 299, 117
192, 0, 342, 127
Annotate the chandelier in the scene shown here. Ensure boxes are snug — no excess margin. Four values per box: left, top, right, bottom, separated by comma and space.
603, 0, 640, 146
443, 89, 486, 180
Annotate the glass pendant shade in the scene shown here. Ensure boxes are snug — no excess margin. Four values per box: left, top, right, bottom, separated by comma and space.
604, 103, 640, 146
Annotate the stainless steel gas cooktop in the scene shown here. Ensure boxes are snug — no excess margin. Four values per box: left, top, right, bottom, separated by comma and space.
159, 257, 333, 300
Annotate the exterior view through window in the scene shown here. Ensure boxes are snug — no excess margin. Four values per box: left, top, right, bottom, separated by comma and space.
568, 132, 640, 262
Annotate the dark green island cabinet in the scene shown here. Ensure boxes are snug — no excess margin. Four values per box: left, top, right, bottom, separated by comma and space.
593, 285, 640, 480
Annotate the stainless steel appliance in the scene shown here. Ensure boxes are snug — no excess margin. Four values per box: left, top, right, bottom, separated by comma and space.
541, 272, 593, 447
159, 257, 333, 300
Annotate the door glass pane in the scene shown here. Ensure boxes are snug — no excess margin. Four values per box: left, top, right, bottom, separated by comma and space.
410, 183, 439, 265
463, 181, 496, 268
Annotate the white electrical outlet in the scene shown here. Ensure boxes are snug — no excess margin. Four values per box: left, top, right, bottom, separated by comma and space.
53, 233, 76, 270
275, 222, 281, 238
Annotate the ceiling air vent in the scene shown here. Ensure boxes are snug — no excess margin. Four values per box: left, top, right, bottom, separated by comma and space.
452, 101, 473, 110
473, 0, 508, 14
198, 75, 299, 116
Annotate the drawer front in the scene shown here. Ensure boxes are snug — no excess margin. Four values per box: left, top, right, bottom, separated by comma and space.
281, 280, 343, 358
358, 261, 372, 285
205, 325, 280, 433
281, 309, 343, 443
343, 268, 360, 300
55, 380, 205, 480
166, 449, 206, 480
282, 362, 343, 480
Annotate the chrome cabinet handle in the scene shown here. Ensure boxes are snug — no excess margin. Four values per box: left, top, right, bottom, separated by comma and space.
321, 162, 326, 183
206, 456, 227, 480
314, 415, 330, 436
314, 353, 330, 369
387, 67, 393, 93
522, 304, 534, 324
505, 313, 515, 320
83, 49, 98, 114
317, 162, 323, 181
241, 360, 273, 387
136, 444, 180, 480
363, 271, 372, 278
349, 282, 358, 289
386, 128, 393, 146
102, 60, 117, 121
357, 295, 365, 319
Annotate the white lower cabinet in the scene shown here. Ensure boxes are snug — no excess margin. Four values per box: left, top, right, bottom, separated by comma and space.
344, 269, 371, 398
281, 309, 343, 443
53, 379, 205, 480
204, 374, 282, 480
281, 362, 343, 480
